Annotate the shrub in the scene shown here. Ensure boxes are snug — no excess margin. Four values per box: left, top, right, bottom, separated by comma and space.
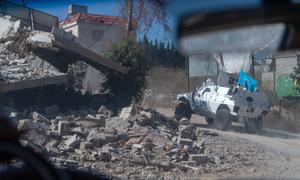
103, 39, 149, 106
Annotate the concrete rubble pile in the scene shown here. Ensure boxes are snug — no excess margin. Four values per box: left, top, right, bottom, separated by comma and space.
0, 15, 64, 83
17, 104, 261, 179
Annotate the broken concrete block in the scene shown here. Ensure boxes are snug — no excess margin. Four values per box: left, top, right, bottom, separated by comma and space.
179, 125, 197, 140
65, 134, 80, 148
142, 141, 154, 151
132, 144, 143, 150
179, 138, 194, 148
119, 106, 133, 120
102, 145, 118, 154
103, 133, 119, 143
86, 130, 106, 147
46, 139, 58, 149
139, 111, 152, 119
95, 114, 106, 121
124, 137, 143, 149
179, 161, 197, 167
105, 116, 131, 129
50, 119, 59, 132
100, 152, 112, 162
80, 142, 93, 151
143, 132, 174, 147
86, 114, 96, 119
189, 154, 209, 165
75, 117, 105, 128
135, 115, 151, 126
70, 127, 85, 134
100, 127, 117, 135
214, 155, 225, 165
47, 146, 59, 154
18, 119, 39, 130
58, 121, 69, 136
87, 131, 118, 147
152, 145, 164, 154
32, 111, 50, 124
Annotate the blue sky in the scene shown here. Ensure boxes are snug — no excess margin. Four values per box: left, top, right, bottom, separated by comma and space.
7, 0, 263, 44
13, 0, 174, 43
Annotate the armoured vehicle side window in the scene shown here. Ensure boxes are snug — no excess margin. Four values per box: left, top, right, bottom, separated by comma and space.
202, 88, 211, 95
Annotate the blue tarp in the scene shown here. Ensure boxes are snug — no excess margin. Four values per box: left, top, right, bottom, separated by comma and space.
238, 70, 257, 92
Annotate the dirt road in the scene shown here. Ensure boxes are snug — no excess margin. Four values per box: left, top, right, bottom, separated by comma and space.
157, 107, 300, 178
222, 129, 300, 178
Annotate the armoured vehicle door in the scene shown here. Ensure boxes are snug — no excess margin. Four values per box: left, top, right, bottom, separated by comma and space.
192, 87, 211, 116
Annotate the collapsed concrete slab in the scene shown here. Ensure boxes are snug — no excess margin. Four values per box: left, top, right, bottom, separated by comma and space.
51, 27, 128, 74
74, 116, 105, 128
66, 134, 80, 148
0, 74, 68, 93
0, 16, 68, 92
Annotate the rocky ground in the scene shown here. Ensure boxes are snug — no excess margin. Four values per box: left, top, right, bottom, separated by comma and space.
11, 104, 282, 179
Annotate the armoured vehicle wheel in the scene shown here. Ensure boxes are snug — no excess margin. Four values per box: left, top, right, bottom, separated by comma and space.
245, 116, 263, 133
205, 117, 214, 126
175, 102, 192, 120
213, 108, 232, 131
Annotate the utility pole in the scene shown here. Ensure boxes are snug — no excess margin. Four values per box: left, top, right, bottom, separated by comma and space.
186, 56, 190, 91
219, 52, 225, 71
125, 0, 133, 37
251, 52, 255, 79
272, 54, 276, 97
271, 54, 281, 115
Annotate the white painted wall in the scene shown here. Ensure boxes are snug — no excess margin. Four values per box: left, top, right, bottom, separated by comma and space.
77, 21, 126, 55
63, 22, 79, 37
63, 20, 128, 93
275, 50, 298, 76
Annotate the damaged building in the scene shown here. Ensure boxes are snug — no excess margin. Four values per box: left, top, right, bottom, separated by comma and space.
62, 4, 135, 93
0, 1, 129, 113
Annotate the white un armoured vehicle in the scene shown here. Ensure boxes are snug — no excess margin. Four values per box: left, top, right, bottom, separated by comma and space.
175, 72, 270, 133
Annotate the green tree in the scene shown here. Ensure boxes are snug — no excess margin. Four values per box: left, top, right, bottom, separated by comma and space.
103, 39, 149, 106
142, 34, 149, 48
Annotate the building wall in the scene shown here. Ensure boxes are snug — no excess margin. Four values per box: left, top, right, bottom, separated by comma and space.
63, 22, 79, 37
275, 50, 298, 77
63, 20, 127, 93
260, 51, 300, 104
77, 21, 126, 55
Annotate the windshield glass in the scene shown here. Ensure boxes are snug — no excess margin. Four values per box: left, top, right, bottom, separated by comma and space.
0, 0, 299, 179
